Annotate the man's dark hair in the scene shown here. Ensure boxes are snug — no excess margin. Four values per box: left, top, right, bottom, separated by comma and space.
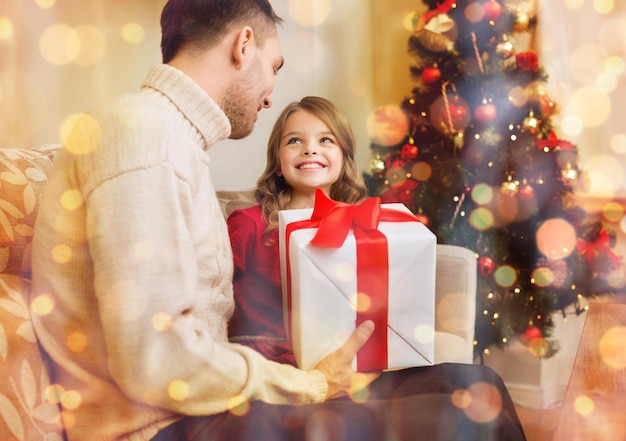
160, 0, 283, 63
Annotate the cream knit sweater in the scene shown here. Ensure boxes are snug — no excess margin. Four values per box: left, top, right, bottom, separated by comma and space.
31, 65, 327, 441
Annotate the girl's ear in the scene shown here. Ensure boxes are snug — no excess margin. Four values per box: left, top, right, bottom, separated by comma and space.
232, 26, 254, 69
276, 168, 283, 177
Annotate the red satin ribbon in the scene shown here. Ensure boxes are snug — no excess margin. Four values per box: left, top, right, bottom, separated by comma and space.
576, 230, 621, 267
284, 189, 420, 371
415, 0, 457, 31
535, 131, 574, 151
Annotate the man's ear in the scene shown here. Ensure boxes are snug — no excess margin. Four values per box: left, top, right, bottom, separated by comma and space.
232, 26, 254, 69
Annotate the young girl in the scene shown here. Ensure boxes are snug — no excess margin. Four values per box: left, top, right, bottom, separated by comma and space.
227, 96, 367, 366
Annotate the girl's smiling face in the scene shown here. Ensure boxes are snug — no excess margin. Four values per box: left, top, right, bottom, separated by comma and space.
278, 109, 344, 204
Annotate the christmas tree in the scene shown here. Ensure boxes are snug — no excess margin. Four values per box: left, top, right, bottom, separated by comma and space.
364, 0, 626, 359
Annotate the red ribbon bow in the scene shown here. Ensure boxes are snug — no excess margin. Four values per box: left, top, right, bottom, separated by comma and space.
284, 189, 420, 371
536, 131, 574, 152
576, 230, 621, 268
415, 0, 457, 32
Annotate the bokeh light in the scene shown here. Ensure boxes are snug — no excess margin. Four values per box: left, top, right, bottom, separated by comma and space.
60, 410, 76, 429
536, 218, 577, 260
288, 0, 331, 27
414, 323, 434, 344
531, 267, 554, 288
66, 330, 87, 353
564, 0, 585, 9
602, 202, 624, 222
228, 396, 250, 416
471, 183, 493, 205
61, 390, 82, 410
494, 265, 517, 288
508, 85, 529, 107
462, 382, 503, 423
74, 25, 106, 66
464, 2, 484, 23
61, 189, 84, 211
168, 380, 189, 401
574, 394, 595, 416
569, 86, 611, 128
411, 162, 432, 181
35, 0, 55, 8
151, 312, 172, 332
121, 23, 145, 44
583, 154, 624, 195
610, 133, 626, 154
469, 207, 494, 231
593, 0, 615, 14
0, 17, 13, 39
61, 113, 101, 155
451, 388, 472, 409
52, 244, 72, 264
45, 384, 65, 404
31, 294, 55, 316
335, 261, 355, 282
599, 326, 626, 369
355, 292, 371, 313
40, 24, 80, 65
366, 105, 409, 147
561, 115, 584, 137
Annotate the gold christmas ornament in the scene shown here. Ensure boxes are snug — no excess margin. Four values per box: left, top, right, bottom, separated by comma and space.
368, 157, 386, 177
500, 178, 519, 196
560, 164, 579, 187
523, 111, 540, 134
513, 11, 530, 31
495, 40, 515, 58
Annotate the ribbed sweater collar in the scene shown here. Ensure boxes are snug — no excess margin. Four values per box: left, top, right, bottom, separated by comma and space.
142, 64, 231, 150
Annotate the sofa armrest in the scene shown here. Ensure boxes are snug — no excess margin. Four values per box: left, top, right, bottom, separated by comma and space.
0, 275, 65, 439
434, 244, 477, 364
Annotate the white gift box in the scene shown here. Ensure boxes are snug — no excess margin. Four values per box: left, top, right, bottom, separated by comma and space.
279, 199, 436, 371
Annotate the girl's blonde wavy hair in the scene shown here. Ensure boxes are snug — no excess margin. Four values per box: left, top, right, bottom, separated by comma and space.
255, 96, 367, 241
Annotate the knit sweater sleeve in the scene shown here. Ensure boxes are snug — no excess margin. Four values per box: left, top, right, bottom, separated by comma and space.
84, 164, 328, 414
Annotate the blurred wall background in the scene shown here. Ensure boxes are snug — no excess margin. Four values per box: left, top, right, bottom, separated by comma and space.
1, 0, 625, 198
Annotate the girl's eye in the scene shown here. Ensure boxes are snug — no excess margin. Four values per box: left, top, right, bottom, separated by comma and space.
321, 137, 334, 143
286, 138, 302, 145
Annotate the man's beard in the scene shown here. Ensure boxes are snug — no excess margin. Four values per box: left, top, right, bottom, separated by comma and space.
222, 64, 260, 139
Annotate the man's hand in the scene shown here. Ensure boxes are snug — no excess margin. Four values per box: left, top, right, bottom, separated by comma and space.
313, 320, 381, 400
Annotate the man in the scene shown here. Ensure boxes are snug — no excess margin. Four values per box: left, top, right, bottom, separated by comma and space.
32, 1, 377, 440
32, 1, 526, 440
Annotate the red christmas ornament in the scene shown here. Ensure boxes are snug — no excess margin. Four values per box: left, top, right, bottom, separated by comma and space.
421, 66, 442, 85
401, 143, 419, 161
429, 94, 470, 134
482, 1, 503, 21
516, 51, 539, 72
520, 326, 542, 346
478, 256, 495, 277
474, 101, 497, 123
518, 184, 535, 200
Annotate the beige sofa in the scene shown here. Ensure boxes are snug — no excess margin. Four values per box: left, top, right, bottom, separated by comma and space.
0, 145, 477, 440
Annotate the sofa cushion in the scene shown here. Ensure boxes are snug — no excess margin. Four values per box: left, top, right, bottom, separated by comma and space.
0, 146, 57, 277
0, 274, 64, 440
